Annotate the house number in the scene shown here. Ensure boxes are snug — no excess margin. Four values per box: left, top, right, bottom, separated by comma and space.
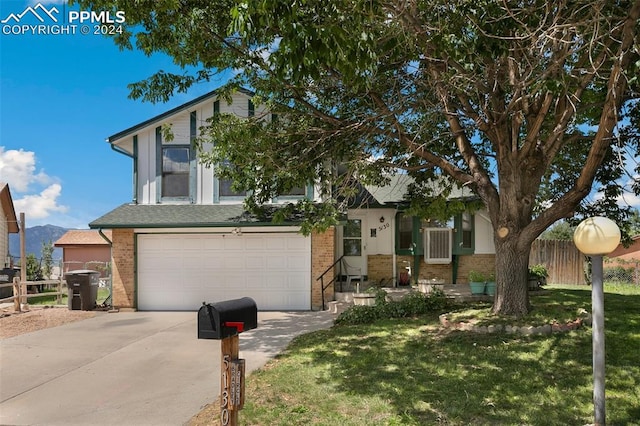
221, 355, 246, 426
221, 355, 231, 425
378, 223, 390, 232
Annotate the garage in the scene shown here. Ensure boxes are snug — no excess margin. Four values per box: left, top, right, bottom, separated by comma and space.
137, 232, 311, 311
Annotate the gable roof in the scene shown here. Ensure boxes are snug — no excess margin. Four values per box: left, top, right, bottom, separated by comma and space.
54, 230, 112, 247
352, 174, 477, 207
88, 203, 301, 229
107, 87, 255, 145
0, 183, 19, 233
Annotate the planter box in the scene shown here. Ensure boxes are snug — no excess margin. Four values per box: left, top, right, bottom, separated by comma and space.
353, 293, 376, 306
528, 279, 541, 291
485, 281, 496, 296
470, 281, 486, 295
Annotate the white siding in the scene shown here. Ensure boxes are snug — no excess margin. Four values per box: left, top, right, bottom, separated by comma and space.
0, 211, 8, 264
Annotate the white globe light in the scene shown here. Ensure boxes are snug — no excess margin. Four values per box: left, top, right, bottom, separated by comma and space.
573, 216, 621, 255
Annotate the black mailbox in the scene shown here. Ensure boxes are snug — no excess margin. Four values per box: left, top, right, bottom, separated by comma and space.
198, 297, 258, 340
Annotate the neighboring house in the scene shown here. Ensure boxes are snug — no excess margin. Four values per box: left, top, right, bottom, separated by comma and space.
1, 183, 19, 268
607, 235, 640, 265
1, 183, 19, 299
54, 230, 112, 276
90, 88, 496, 311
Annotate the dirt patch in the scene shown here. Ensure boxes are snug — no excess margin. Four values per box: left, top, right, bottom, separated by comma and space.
187, 398, 221, 426
0, 306, 96, 339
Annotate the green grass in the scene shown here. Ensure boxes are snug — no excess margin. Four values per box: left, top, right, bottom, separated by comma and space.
237, 284, 640, 425
28, 287, 111, 306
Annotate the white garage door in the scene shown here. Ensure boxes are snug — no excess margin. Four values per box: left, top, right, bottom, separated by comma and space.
137, 233, 311, 311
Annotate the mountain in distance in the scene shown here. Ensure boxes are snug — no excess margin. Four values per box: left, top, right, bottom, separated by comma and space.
8, 224, 69, 260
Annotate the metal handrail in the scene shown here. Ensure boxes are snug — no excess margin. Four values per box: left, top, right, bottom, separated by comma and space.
316, 255, 345, 311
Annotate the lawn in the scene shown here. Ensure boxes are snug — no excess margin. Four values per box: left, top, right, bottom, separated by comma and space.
28, 287, 111, 306
211, 284, 640, 425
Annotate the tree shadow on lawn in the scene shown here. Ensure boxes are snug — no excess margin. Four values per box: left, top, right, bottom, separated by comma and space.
301, 288, 640, 425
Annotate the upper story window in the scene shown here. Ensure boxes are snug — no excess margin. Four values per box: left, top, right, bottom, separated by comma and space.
162, 147, 190, 197
155, 112, 196, 203
218, 168, 247, 198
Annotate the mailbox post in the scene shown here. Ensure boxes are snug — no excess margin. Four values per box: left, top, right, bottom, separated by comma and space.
198, 297, 258, 426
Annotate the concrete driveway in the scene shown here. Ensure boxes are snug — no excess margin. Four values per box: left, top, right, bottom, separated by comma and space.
0, 310, 334, 425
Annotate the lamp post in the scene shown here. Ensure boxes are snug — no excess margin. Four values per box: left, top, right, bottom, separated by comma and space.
573, 216, 621, 426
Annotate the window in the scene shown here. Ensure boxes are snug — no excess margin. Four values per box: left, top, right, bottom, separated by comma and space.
162, 147, 190, 197
280, 186, 306, 196
156, 124, 195, 202
397, 214, 414, 252
219, 179, 247, 197
461, 212, 473, 249
453, 211, 475, 254
343, 219, 362, 256
396, 213, 447, 255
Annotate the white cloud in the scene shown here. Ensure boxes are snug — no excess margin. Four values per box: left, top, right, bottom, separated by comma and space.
0, 147, 51, 192
617, 192, 640, 209
0, 146, 68, 221
13, 184, 68, 219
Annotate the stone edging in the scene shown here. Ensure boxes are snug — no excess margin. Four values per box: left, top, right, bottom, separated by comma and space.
439, 309, 592, 335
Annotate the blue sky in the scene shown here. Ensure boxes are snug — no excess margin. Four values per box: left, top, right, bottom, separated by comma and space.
0, 0, 229, 229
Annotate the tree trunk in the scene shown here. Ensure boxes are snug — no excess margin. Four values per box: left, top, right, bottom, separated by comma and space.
492, 235, 530, 317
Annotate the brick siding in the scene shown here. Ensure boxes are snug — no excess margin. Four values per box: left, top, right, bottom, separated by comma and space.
311, 227, 335, 310
456, 254, 496, 283
111, 229, 135, 309
366, 253, 496, 285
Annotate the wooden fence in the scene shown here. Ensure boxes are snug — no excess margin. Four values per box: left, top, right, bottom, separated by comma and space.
529, 239, 586, 285
0, 277, 66, 312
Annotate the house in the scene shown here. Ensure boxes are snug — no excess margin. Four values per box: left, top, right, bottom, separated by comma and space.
607, 235, 640, 264
339, 174, 496, 289
1, 183, 19, 267
605, 235, 639, 284
1, 183, 19, 299
54, 230, 112, 276
90, 88, 496, 311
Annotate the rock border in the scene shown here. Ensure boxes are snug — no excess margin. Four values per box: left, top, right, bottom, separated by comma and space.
439, 309, 592, 335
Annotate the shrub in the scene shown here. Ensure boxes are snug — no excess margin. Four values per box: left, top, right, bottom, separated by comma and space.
529, 264, 549, 279
468, 271, 485, 282
334, 290, 450, 325
334, 305, 382, 325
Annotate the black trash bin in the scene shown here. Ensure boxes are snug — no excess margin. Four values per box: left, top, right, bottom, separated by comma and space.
0, 268, 18, 300
65, 270, 100, 311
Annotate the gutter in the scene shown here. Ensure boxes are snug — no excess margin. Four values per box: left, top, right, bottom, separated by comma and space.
110, 143, 133, 158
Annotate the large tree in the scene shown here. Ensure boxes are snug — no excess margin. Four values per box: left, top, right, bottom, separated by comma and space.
77, 0, 640, 316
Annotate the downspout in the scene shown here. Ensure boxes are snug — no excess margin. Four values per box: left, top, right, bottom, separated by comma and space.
392, 207, 397, 287
97, 228, 114, 310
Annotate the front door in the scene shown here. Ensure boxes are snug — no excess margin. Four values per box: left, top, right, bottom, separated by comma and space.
342, 213, 367, 278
